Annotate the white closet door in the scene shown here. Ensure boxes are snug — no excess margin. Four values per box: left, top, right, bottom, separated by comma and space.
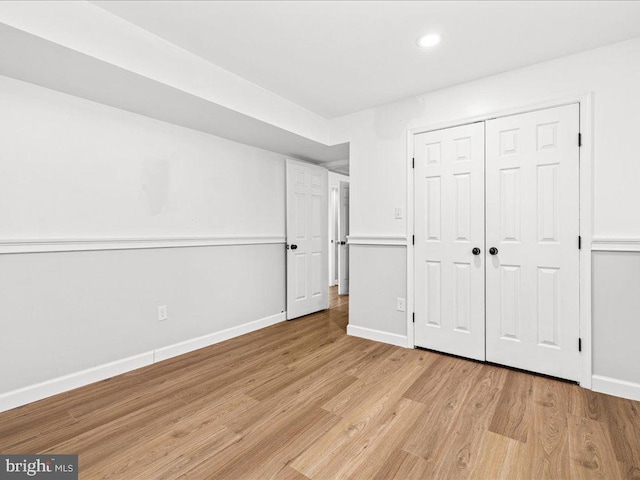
485, 104, 580, 381
414, 123, 486, 361
338, 181, 350, 295
286, 159, 328, 319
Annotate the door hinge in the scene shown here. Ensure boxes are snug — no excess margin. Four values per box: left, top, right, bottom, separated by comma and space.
578, 337, 582, 352
578, 133, 582, 147
412, 157, 415, 169
412, 235, 415, 245
412, 312, 415, 323
578, 235, 582, 250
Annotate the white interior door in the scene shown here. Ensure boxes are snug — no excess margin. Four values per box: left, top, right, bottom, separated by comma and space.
338, 181, 350, 295
286, 159, 329, 319
414, 122, 486, 361
485, 104, 580, 380
330, 187, 339, 286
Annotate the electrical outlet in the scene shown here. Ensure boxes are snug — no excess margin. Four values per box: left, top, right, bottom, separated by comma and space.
396, 297, 406, 312
394, 207, 403, 219
158, 305, 168, 322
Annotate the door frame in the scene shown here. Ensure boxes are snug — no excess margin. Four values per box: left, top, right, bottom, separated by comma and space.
338, 180, 350, 295
406, 92, 594, 388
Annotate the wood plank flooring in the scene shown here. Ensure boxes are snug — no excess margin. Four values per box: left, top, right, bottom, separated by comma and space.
1, 287, 639, 479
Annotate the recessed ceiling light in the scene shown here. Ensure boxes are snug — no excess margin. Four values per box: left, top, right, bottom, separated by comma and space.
416, 33, 441, 49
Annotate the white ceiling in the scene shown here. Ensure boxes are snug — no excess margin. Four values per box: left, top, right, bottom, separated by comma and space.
0, 22, 349, 165
92, 1, 640, 119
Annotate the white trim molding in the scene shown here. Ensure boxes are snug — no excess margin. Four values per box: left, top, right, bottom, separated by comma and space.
591, 238, 640, 252
0, 311, 286, 413
154, 312, 285, 362
0, 235, 286, 254
347, 325, 409, 348
592, 375, 640, 402
0, 351, 155, 413
347, 235, 408, 246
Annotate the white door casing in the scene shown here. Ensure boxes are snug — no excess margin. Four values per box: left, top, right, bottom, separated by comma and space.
286, 159, 329, 319
338, 181, 350, 295
414, 122, 486, 361
485, 104, 580, 380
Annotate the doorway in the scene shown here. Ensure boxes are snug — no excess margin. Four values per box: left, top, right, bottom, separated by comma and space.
328, 172, 350, 295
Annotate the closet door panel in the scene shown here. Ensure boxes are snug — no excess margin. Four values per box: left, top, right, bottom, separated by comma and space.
414, 122, 485, 361
485, 104, 580, 381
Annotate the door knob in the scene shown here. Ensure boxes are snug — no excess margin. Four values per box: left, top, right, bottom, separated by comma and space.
489, 247, 499, 255
339, 241, 346, 245
472, 247, 481, 255
291, 244, 298, 250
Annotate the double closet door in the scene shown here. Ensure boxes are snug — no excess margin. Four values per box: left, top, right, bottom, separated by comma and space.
414, 104, 580, 381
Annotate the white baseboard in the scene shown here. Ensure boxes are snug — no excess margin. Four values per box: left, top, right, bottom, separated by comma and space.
592, 374, 640, 401
0, 312, 286, 413
0, 351, 154, 413
0, 235, 286, 254
154, 312, 286, 362
347, 235, 408, 246
347, 324, 409, 348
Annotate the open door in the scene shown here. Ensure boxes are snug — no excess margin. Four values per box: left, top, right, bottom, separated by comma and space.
338, 181, 350, 295
330, 187, 340, 286
286, 159, 328, 319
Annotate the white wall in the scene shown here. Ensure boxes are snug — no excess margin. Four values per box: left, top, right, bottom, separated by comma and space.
331, 38, 640, 238
0, 75, 285, 239
0, 245, 285, 393
592, 251, 640, 385
349, 245, 406, 335
0, 75, 287, 408
332, 38, 640, 393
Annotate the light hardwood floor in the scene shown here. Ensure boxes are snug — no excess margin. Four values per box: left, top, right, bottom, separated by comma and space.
1, 287, 639, 479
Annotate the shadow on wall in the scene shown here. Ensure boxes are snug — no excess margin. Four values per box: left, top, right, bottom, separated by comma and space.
141, 157, 171, 216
